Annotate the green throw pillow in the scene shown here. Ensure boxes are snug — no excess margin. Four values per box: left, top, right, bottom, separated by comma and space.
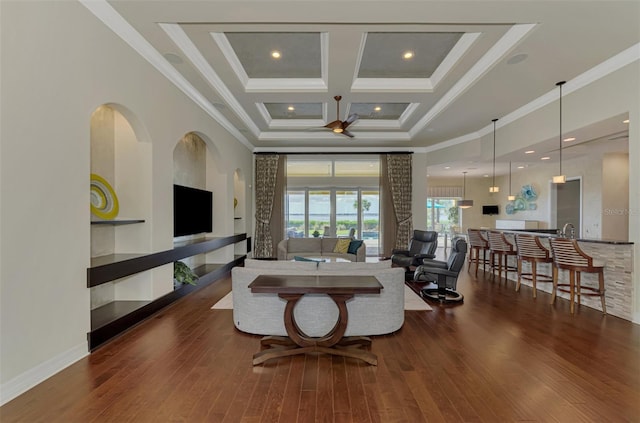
347, 240, 364, 254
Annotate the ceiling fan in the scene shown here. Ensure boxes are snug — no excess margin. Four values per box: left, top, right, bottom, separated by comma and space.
322, 95, 359, 138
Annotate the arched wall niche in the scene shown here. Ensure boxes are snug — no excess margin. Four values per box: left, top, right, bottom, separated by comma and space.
172, 131, 233, 263
90, 103, 153, 308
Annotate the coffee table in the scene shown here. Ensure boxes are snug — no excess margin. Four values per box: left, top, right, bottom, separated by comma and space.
249, 274, 382, 365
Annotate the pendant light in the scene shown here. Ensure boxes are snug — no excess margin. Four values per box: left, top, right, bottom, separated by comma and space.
458, 171, 473, 209
489, 118, 500, 193
507, 161, 516, 201
553, 81, 567, 184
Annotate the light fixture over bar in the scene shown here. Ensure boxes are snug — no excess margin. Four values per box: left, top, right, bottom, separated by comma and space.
507, 161, 516, 201
553, 81, 567, 184
458, 171, 473, 209
489, 118, 500, 193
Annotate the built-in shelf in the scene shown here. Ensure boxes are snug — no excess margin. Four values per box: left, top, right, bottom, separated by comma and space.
91, 219, 145, 226
234, 217, 242, 220
88, 233, 247, 287
87, 234, 247, 350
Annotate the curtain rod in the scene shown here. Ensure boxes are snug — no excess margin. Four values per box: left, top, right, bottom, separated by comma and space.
253, 151, 413, 155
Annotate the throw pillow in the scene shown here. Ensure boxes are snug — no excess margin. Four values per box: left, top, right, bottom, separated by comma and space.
347, 239, 364, 254
333, 238, 351, 254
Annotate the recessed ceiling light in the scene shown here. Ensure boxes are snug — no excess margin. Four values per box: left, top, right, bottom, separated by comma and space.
402, 51, 414, 60
563, 137, 576, 142
444, 166, 451, 169
483, 174, 489, 178
623, 119, 630, 123
525, 150, 535, 154
517, 165, 525, 169
271, 50, 281, 59
541, 156, 551, 160
507, 53, 528, 65
374, 106, 381, 112
287, 106, 295, 111
163, 52, 183, 64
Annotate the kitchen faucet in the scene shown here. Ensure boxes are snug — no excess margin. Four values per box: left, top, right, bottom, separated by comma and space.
561, 222, 576, 238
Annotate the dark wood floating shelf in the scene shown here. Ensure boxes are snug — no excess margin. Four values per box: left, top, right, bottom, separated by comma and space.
90, 219, 145, 225
88, 233, 247, 287
87, 234, 248, 351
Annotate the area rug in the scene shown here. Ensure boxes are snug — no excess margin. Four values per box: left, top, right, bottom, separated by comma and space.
212, 285, 431, 311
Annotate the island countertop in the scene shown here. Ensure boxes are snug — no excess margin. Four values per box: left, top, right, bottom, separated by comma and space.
477, 228, 634, 245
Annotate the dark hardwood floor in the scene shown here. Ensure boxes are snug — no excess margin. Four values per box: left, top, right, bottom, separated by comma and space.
2, 263, 639, 422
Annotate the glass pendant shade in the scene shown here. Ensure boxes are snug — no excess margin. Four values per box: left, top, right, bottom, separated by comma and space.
458, 199, 473, 209
553, 81, 567, 184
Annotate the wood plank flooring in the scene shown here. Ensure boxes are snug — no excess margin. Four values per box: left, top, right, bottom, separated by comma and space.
2, 264, 639, 422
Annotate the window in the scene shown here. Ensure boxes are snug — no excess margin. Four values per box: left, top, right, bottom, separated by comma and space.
426, 197, 459, 247
285, 156, 380, 256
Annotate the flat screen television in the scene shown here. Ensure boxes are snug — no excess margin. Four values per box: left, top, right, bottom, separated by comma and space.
482, 205, 499, 215
173, 184, 213, 237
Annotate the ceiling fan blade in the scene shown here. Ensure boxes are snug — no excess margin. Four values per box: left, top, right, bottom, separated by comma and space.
342, 129, 355, 138
343, 113, 359, 129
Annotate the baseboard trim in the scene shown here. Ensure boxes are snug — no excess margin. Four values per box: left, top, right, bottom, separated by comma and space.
0, 342, 88, 406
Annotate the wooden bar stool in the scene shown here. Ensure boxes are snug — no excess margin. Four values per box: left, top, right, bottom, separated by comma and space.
514, 234, 553, 298
487, 231, 518, 282
548, 238, 606, 314
467, 229, 490, 276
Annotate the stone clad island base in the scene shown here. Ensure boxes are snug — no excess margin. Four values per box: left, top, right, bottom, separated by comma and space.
249, 274, 383, 365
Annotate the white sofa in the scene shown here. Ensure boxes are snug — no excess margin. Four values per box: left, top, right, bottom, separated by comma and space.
276, 237, 366, 261
231, 259, 405, 337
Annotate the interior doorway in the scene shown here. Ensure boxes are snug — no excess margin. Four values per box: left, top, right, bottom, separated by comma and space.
555, 178, 582, 236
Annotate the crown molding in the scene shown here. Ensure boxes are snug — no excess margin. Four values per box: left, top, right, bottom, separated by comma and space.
161, 23, 261, 137
409, 23, 537, 138
80, 1, 253, 150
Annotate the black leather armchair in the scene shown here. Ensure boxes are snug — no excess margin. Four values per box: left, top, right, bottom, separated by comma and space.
391, 230, 438, 278
414, 237, 467, 303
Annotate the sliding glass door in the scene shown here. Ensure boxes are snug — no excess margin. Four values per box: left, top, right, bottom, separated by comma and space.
285, 188, 379, 256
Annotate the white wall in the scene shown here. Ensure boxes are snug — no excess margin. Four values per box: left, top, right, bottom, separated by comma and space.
0, 1, 252, 403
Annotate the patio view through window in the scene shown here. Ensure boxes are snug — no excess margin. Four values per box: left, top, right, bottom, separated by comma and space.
426, 197, 460, 249
286, 157, 380, 256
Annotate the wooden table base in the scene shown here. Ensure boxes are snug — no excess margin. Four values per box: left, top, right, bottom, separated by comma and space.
253, 335, 377, 365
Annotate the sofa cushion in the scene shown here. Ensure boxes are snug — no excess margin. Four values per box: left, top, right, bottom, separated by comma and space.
348, 239, 364, 254
333, 238, 351, 253
320, 237, 338, 253
288, 237, 322, 253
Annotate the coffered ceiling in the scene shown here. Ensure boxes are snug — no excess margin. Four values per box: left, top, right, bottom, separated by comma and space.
83, 0, 638, 174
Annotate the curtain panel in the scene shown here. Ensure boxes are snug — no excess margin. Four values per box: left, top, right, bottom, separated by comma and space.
254, 154, 279, 258
387, 154, 413, 250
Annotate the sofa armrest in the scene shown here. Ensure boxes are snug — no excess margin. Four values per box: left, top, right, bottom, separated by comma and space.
355, 242, 366, 262
276, 239, 288, 260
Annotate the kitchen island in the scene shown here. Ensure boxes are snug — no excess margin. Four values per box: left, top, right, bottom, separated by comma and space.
471, 229, 634, 321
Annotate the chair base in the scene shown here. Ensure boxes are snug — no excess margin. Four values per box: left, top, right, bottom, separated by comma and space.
421, 287, 464, 303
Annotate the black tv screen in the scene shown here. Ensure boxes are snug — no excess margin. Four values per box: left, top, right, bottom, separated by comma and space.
482, 205, 499, 215
173, 184, 213, 237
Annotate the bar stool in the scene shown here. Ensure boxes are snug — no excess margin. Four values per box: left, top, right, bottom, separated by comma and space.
487, 231, 518, 281
549, 238, 606, 314
514, 234, 553, 298
467, 229, 490, 276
